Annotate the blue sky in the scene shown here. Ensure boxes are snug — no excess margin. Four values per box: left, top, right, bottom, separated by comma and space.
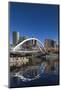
9, 2, 59, 44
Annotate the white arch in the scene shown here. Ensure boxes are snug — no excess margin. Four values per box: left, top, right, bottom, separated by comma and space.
13, 38, 45, 52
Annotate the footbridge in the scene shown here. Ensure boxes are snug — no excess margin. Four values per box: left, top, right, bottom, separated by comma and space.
11, 38, 46, 54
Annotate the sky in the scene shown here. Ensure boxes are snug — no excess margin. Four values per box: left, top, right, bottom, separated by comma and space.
9, 2, 59, 44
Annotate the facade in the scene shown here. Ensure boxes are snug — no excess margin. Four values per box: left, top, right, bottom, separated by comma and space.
32, 39, 37, 46
13, 32, 19, 46
44, 39, 56, 52
44, 39, 56, 48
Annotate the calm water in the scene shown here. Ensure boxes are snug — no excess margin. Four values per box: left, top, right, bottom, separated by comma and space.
9, 63, 59, 88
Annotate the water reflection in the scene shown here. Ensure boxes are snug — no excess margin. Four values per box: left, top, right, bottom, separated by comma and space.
9, 54, 59, 87
11, 61, 58, 82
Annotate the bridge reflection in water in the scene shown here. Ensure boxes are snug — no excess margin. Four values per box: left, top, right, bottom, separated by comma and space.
9, 53, 59, 88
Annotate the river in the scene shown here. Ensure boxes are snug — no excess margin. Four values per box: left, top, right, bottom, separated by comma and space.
9, 53, 59, 88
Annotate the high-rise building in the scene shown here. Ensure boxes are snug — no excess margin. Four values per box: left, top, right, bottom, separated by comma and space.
32, 39, 37, 46
44, 39, 56, 49
31, 37, 37, 46
13, 31, 19, 46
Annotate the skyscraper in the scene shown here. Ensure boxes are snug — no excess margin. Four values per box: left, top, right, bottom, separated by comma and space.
13, 31, 19, 46
44, 39, 56, 48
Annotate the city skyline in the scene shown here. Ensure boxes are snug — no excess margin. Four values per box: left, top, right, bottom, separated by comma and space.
9, 2, 59, 44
